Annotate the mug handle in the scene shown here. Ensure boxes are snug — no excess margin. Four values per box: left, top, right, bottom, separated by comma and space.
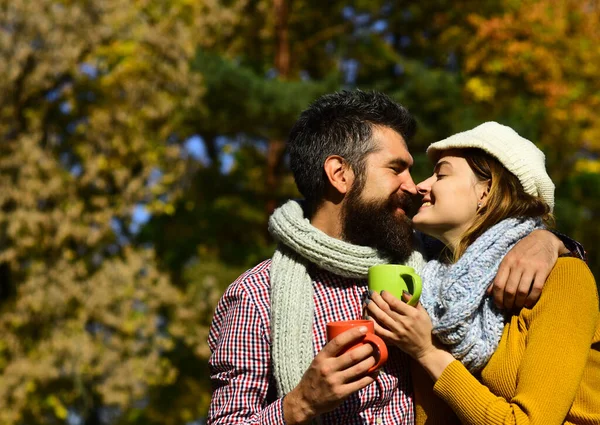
363, 333, 388, 373
400, 272, 422, 307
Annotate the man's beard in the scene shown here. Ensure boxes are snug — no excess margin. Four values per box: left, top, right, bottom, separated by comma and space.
341, 186, 416, 262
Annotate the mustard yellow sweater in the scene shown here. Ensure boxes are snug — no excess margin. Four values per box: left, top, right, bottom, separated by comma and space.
415, 258, 600, 425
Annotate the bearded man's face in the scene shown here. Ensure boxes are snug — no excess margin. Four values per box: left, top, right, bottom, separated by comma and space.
341, 179, 416, 262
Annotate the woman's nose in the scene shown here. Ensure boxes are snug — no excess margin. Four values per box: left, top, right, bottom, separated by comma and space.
416, 176, 435, 194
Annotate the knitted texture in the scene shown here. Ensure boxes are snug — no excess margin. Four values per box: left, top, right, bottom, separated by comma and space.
419, 217, 543, 373
426, 122, 555, 211
416, 258, 600, 425
268, 200, 425, 397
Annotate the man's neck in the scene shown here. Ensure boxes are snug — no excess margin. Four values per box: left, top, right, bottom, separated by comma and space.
309, 202, 344, 240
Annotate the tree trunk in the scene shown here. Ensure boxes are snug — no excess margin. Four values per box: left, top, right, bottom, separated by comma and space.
265, 0, 292, 216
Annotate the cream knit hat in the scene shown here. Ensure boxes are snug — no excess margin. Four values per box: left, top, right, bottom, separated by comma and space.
426, 122, 555, 211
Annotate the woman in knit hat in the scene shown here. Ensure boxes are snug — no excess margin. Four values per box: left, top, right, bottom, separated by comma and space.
365, 122, 600, 424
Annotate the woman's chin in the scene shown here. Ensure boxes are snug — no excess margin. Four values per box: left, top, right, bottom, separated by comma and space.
412, 216, 437, 237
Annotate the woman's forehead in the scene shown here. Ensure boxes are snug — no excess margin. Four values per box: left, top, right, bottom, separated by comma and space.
435, 149, 470, 166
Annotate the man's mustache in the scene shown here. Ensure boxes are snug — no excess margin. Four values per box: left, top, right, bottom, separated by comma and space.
390, 193, 418, 218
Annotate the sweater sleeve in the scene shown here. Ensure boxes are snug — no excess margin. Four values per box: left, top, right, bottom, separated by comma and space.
432, 258, 599, 425
412, 359, 460, 425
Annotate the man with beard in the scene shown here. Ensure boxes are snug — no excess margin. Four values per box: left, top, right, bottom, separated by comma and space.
207, 90, 575, 425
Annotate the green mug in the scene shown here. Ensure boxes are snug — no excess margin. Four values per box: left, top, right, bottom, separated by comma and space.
368, 264, 422, 306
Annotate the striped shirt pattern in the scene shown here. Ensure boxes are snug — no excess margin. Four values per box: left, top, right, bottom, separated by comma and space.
208, 260, 414, 425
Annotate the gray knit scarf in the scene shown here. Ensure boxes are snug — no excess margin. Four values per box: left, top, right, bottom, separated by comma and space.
268, 200, 425, 397
419, 217, 543, 373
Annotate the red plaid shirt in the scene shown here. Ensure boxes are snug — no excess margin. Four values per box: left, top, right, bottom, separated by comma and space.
208, 260, 414, 424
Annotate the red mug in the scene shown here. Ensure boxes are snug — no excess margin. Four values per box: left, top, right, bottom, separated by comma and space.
326, 320, 388, 373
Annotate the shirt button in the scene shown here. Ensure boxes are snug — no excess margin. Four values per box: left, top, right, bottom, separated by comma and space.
376, 418, 382, 424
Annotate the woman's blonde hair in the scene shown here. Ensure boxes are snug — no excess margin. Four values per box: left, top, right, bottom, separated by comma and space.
451, 148, 554, 262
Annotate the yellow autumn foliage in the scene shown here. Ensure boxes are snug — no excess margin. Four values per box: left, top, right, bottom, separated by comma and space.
461, 0, 600, 178
0, 0, 240, 422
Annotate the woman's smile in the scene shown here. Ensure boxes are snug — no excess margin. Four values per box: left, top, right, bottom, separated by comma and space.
419, 200, 433, 210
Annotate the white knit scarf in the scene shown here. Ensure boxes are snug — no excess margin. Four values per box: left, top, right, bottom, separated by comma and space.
420, 217, 543, 373
268, 200, 425, 397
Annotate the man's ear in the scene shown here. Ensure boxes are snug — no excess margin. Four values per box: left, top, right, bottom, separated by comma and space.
324, 155, 354, 195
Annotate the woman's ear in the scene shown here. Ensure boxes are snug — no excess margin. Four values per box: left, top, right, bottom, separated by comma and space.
324, 155, 354, 195
478, 180, 491, 207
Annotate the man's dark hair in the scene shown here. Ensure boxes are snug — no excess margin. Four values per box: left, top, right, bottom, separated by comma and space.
287, 90, 416, 214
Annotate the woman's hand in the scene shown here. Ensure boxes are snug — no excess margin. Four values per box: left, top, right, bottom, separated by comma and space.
364, 290, 436, 360
364, 290, 456, 381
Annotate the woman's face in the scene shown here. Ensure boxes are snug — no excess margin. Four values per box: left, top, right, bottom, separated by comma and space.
412, 150, 489, 249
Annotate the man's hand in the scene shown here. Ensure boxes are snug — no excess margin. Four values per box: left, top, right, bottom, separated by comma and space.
489, 229, 565, 310
283, 326, 379, 424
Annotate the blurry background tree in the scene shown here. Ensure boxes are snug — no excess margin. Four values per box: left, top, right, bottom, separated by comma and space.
0, 0, 598, 423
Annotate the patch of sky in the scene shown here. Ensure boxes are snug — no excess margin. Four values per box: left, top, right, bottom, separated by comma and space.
184, 135, 209, 164
60, 101, 72, 114
400, 35, 411, 48
299, 70, 311, 81
130, 204, 151, 234
67, 410, 83, 425
69, 164, 83, 177
394, 63, 405, 75
354, 13, 371, 26
342, 6, 354, 19
265, 68, 278, 79
341, 59, 359, 85
384, 33, 396, 44
216, 134, 267, 174
79, 62, 99, 78
110, 217, 123, 234
216, 135, 237, 174
372, 20, 388, 33
59, 152, 71, 167
148, 168, 163, 187
110, 218, 130, 245
59, 152, 83, 177
46, 88, 62, 102
99, 406, 122, 425
46, 81, 72, 103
